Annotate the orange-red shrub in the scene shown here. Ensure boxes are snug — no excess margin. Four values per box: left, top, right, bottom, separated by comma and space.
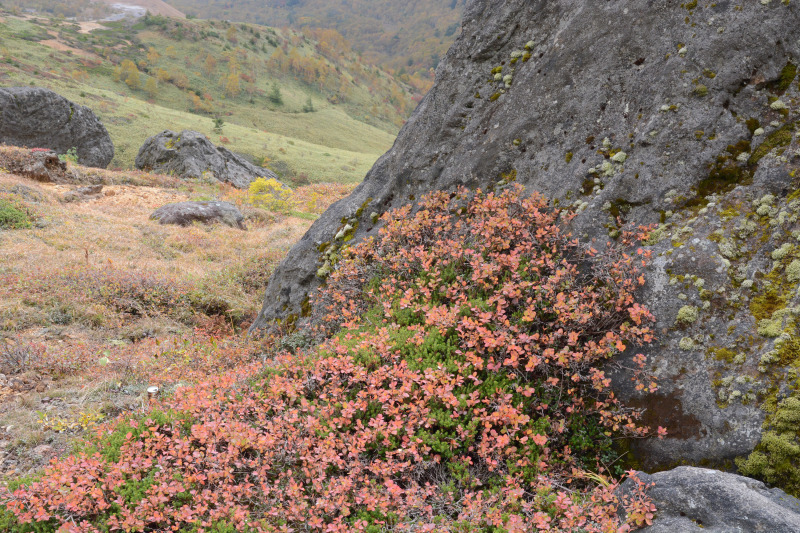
2, 186, 659, 532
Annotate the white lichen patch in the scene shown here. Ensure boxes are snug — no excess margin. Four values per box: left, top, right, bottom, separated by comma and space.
770, 99, 788, 111
676, 305, 699, 325
771, 242, 793, 261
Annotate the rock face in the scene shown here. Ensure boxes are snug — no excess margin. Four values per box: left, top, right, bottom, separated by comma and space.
252, 1, 800, 472
135, 130, 279, 189
150, 201, 245, 229
620, 467, 800, 532
0, 87, 114, 168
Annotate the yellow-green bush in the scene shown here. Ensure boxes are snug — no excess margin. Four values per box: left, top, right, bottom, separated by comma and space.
247, 177, 295, 214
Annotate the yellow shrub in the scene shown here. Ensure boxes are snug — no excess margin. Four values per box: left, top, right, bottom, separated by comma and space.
247, 177, 295, 214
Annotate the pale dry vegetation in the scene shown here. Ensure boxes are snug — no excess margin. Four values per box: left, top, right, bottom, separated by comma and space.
0, 146, 355, 480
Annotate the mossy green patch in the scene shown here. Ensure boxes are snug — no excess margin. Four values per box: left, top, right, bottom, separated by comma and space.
709, 346, 737, 363
737, 396, 800, 497
684, 141, 752, 208
750, 126, 794, 165
0, 198, 33, 229
750, 288, 788, 323
766, 62, 798, 95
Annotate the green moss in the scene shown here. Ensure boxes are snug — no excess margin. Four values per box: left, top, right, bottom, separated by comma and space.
608, 198, 645, 222
683, 141, 752, 208
750, 288, 788, 323
683, 0, 698, 9
750, 126, 794, 165
489, 92, 501, 102
737, 396, 800, 497
766, 62, 798, 94
746, 118, 761, 135
499, 169, 517, 182
709, 346, 737, 363
774, 336, 800, 367
581, 178, 597, 196
354, 197, 373, 219
565, 151, 573, 163
300, 296, 312, 318
719, 205, 741, 221
693, 84, 708, 97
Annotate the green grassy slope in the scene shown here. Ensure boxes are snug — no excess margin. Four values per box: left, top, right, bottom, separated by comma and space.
0, 13, 413, 183
165, 0, 465, 91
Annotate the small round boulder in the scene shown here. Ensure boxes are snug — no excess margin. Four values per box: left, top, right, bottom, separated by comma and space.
149, 201, 245, 230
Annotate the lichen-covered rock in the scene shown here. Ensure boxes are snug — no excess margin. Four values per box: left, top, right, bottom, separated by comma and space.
135, 130, 280, 189
252, 0, 800, 473
150, 201, 245, 229
0, 87, 114, 168
619, 467, 800, 532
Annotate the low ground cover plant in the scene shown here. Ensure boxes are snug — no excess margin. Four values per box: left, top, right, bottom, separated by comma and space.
0, 196, 33, 229
2, 186, 659, 531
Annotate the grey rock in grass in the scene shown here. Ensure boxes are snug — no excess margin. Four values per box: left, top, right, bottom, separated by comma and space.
0, 87, 114, 168
253, 0, 800, 471
150, 201, 245, 229
619, 467, 800, 532
62, 185, 103, 203
135, 130, 281, 189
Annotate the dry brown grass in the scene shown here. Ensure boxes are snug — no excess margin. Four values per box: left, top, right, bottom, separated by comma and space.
0, 147, 355, 480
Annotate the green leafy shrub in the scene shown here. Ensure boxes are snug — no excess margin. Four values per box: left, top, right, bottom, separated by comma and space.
57, 147, 78, 164
0, 198, 33, 229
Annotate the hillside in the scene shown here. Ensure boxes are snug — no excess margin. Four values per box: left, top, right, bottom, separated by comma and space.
0, 145, 355, 480
163, 0, 465, 93
0, 11, 417, 183
0, 145, 662, 531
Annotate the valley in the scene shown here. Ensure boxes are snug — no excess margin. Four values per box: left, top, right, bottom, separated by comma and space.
0, 10, 415, 183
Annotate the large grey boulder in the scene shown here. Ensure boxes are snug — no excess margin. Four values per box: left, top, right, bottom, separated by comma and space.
620, 467, 800, 532
0, 87, 114, 168
150, 201, 245, 229
252, 0, 800, 471
135, 130, 280, 189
